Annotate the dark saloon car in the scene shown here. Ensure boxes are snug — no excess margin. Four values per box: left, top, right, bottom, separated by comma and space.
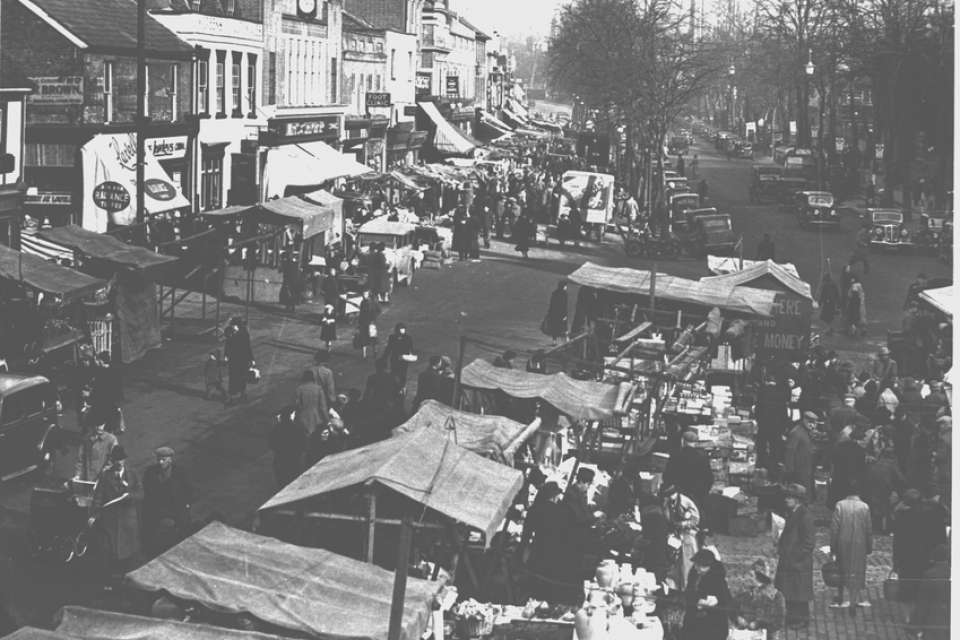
868, 209, 913, 252
791, 191, 840, 231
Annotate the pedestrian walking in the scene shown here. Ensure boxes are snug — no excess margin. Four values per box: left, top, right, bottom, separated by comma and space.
356, 290, 381, 360
819, 274, 840, 334
142, 446, 193, 557
829, 480, 873, 613
75, 421, 117, 482
848, 222, 871, 273
775, 483, 815, 630
317, 304, 337, 352
224, 317, 253, 404
88, 446, 143, 578
755, 233, 776, 261
269, 406, 305, 489
784, 411, 817, 500
279, 251, 301, 313
690, 154, 699, 180
382, 322, 414, 390
542, 280, 568, 346
680, 549, 731, 640
732, 560, 786, 640
846, 279, 866, 336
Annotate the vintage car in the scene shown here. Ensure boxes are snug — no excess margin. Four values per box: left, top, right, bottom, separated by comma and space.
356, 218, 419, 286
668, 192, 701, 231
938, 220, 953, 264
916, 213, 948, 253
868, 209, 913, 251
790, 191, 840, 231
749, 166, 781, 203
733, 140, 754, 159
688, 209, 737, 255
0, 374, 63, 482
777, 177, 808, 206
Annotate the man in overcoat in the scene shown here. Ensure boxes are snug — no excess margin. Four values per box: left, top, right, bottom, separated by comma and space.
784, 411, 817, 500
775, 483, 816, 630
89, 446, 143, 576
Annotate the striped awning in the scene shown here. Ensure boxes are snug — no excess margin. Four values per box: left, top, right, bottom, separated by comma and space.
19, 232, 74, 265
419, 101, 477, 156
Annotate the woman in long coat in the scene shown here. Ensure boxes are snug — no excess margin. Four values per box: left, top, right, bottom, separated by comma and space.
829, 481, 873, 609
543, 280, 568, 346
357, 291, 382, 360
775, 484, 815, 629
369, 244, 392, 303
294, 370, 324, 438
224, 317, 253, 403
819, 274, 840, 334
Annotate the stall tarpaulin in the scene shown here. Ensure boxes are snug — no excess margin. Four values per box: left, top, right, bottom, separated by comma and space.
459, 359, 624, 422
81, 133, 191, 233
262, 141, 372, 200
391, 400, 540, 463
920, 285, 953, 320
55, 607, 287, 640
38, 225, 177, 279
260, 428, 523, 542
0, 244, 107, 302
125, 522, 442, 640
568, 262, 778, 317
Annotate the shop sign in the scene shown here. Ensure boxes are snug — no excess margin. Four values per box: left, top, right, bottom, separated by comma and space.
146, 136, 188, 160
24, 192, 74, 206
753, 293, 813, 360
445, 76, 460, 100
29, 77, 84, 104
366, 92, 391, 108
92, 181, 131, 212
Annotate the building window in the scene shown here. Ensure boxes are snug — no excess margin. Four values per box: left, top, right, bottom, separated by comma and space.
104, 61, 114, 122
201, 154, 223, 211
268, 52, 277, 105
391, 49, 396, 80
330, 57, 337, 103
247, 53, 257, 115
231, 52, 242, 116
215, 52, 226, 116
197, 57, 209, 115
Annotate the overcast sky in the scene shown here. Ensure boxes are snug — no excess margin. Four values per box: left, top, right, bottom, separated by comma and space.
451, 0, 562, 38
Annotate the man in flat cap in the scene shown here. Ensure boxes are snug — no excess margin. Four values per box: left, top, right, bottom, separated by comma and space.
784, 412, 817, 500
142, 446, 193, 556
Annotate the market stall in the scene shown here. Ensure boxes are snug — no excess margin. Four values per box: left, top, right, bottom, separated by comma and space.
125, 522, 446, 640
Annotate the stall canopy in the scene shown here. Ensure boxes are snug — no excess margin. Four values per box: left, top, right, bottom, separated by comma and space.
254, 190, 342, 240
707, 255, 799, 278
0, 244, 107, 302
53, 607, 286, 640
37, 225, 177, 278
125, 522, 442, 640
418, 101, 477, 156
263, 141, 372, 200
701, 260, 812, 299
460, 358, 624, 422
920, 285, 953, 320
392, 400, 540, 464
260, 428, 523, 542
568, 261, 778, 317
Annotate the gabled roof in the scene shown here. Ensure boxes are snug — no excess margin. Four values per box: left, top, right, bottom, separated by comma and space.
17, 0, 193, 54
700, 260, 813, 299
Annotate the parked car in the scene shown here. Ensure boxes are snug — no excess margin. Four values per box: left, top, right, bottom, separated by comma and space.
777, 177, 808, 206
916, 213, 948, 254
749, 165, 780, 203
356, 218, 418, 286
689, 209, 737, 255
868, 209, 913, 252
790, 191, 840, 231
0, 374, 63, 482
938, 220, 953, 264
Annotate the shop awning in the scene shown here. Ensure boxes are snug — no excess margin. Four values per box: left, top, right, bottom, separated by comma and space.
262, 141, 372, 200
568, 261, 778, 317
81, 133, 191, 233
37, 225, 177, 278
54, 607, 286, 640
392, 400, 540, 464
920, 285, 953, 320
418, 101, 477, 156
0, 244, 107, 302
260, 428, 523, 542
125, 522, 443, 640
460, 359, 625, 422
254, 190, 342, 240
389, 170, 427, 191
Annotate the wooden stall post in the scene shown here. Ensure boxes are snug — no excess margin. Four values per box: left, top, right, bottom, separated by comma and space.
387, 517, 415, 640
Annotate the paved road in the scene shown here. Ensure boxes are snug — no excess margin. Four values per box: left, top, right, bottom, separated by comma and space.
0, 138, 941, 634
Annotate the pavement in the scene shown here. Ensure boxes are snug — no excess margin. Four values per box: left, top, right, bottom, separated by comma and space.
0, 139, 945, 637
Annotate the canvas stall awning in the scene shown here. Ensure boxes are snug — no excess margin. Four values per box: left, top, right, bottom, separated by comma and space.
0, 244, 107, 301
260, 428, 523, 542
81, 133, 191, 233
392, 400, 540, 463
460, 359, 624, 422
263, 141, 372, 200
254, 190, 342, 240
125, 522, 442, 640
419, 101, 477, 156
701, 260, 812, 299
568, 261, 778, 317
37, 225, 177, 278
707, 255, 799, 278
53, 607, 286, 640
920, 285, 953, 320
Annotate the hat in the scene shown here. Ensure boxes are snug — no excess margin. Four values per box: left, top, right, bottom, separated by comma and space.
879, 346, 891, 356
750, 559, 772, 584
802, 411, 819, 421
110, 445, 129, 462
682, 430, 699, 443
783, 483, 807, 501
155, 446, 175, 458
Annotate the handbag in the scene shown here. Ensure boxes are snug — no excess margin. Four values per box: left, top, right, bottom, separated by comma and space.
883, 570, 903, 602
821, 560, 840, 588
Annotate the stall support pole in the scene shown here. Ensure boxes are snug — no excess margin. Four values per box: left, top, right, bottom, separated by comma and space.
366, 487, 377, 564
387, 517, 414, 640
